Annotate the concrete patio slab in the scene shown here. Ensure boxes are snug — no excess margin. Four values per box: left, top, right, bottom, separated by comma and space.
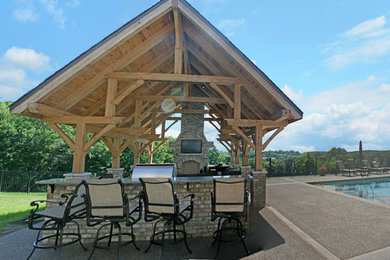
267, 176, 390, 259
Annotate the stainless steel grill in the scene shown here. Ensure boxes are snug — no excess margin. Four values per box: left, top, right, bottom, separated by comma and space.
131, 163, 177, 181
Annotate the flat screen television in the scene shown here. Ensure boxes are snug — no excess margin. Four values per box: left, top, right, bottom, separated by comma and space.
181, 139, 202, 153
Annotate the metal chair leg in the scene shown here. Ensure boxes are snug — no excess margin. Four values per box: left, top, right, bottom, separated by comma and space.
117, 223, 122, 260
182, 223, 192, 254
74, 221, 87, 251
107, 223, 114, 249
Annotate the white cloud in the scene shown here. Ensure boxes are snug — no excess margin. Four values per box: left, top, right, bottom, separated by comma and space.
39, 0, 67, 29
268, 77, 390, 152
217, 18, 246, 37
344, 16, 388, 38
13, 0, 79, 29
282, 84, 303, 102
3, 47, 51, 73
14, 7, 38, 22
0, 47, 52, 101
323, 15, 390, 69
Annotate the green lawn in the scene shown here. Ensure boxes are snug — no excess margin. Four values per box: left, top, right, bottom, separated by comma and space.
0, 192, 46, 233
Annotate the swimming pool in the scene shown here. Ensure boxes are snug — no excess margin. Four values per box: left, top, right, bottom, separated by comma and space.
318, 177, 390, 205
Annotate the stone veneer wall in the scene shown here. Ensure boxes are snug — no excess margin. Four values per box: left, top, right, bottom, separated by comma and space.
44, 180, 251, 244
251, 171, 266, 207
170, 102, 213, 175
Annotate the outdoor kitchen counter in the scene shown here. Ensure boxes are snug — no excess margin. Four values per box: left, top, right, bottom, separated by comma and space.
36, 175, 254, 242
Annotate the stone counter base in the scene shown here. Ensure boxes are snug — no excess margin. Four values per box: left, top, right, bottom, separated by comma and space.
43, 181, 250, 244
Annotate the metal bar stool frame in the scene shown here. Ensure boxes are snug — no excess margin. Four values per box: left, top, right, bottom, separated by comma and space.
82, 179, 142, 260
211, 177, 250, 258
27, 182, 88, 260
139, 178, 194, 259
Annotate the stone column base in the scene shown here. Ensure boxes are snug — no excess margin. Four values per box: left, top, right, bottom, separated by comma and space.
252, 170, 266, 207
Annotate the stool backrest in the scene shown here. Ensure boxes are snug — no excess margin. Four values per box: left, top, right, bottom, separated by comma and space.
214, 177, 246, 213
84, 179, 125, 217
68, 183, 86, 217
140, 178, 176, 214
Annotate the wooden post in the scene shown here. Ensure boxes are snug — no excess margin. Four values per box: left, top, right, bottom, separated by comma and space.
230, 143, 234, 165
234, 84, 241, 119
105, 79, 117, 117
72, 122, 87, 173
242, 141, 249, 166
147, 143, 153, 163
112, 138, 121, 168
255, 125, 263, 171
134, 143, 141, 164
235, 142, 240, 164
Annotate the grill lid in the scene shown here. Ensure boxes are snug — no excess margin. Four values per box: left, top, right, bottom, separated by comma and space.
131, 163, 177, 181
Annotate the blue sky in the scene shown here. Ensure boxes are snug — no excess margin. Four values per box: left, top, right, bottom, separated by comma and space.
1, 0, 390, 153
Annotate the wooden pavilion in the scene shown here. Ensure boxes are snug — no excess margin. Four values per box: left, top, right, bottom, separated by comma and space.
10, 0, 302, 174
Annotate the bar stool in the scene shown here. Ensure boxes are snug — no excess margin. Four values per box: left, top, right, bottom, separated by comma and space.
211, 177, 250, 258
139, 178, 194, 259
27, 182, 87, 259
82, 179, 142, 260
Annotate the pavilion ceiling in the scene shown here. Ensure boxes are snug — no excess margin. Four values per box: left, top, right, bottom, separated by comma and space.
10, 0, 302, 172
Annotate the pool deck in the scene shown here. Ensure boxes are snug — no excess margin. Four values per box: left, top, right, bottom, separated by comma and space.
2, 174, 390, 259
267, 174, 390, 260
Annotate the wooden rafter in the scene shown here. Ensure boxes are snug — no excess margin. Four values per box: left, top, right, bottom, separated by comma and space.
44, 116, 125, 124
107, 72, 236, 85
47, 123, 75, 151
56, 23, 175, 111
231, 125, 255, 150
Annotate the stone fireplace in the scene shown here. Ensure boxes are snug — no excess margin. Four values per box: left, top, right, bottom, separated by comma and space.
170, 102, 213, 175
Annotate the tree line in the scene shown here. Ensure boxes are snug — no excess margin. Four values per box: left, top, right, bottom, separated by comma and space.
1, 101, 389, 175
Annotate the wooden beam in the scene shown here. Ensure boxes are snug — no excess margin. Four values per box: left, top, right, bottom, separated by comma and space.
226, 118, 287, 127
56, 23, 174, 111
231, 125, 256, 150
173, 1, 183, 74
44, 116, 125, 124
47, 123, 75, 151
151, 138, 168, 153
107, 72, 237, 85
135, 94, 225, 104
28, 103, 74, 117
83, 124, 116, 152
134, 100, 142, 127
234, 83, 241, 119
262, 126, 285, 151
11, 1, 173, 115
101, 136, 114, 151
255, 126, 263, 171
209, 82, 234, 107
114, 80, 145, 105
112, 127, 147, 134
72, 122, 87, 173
217, 138, 231, 153
105, 78, 117, 117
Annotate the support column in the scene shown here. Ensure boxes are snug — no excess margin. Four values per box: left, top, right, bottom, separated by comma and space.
147, 143, 153, 163
242, 142, 249, 166
235, 142, 240, 164
252, 170, 266, 207
255, 125, 263, 171
112, 138, 121, 168
72, 122, 87, 173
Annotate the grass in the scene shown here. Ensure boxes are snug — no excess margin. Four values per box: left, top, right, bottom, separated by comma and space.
0, 192, 46, 233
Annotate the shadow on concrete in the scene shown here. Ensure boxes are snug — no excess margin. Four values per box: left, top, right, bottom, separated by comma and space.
0, 207, 285, 260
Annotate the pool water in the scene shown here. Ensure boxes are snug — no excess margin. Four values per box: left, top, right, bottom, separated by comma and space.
319, 177, 390, 205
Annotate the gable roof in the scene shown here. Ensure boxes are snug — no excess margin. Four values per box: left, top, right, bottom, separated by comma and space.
10, 0, 302, 139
